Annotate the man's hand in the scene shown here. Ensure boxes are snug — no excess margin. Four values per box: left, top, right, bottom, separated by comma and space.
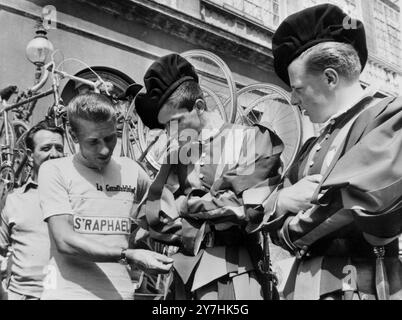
277, 175, 323, 215
126, 249, 174, 275
175, 195, 188, 216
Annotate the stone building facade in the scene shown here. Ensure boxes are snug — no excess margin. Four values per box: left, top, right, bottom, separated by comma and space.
0, 0, 400, 126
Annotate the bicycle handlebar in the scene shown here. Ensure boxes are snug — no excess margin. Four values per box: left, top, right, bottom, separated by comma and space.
0, 89, 54, 113
0, 64, 51, 106
47, 63, 113, 94
30, 62, 53, 93
28, 61, 109, 94
0, 60, 114, 114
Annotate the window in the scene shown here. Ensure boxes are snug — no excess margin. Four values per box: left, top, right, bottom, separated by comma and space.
208, 0, 283, 28
373, 0, 401, 66
303, 0, 361, 19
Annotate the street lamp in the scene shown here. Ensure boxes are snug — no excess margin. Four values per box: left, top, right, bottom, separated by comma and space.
25, 20, 54, 83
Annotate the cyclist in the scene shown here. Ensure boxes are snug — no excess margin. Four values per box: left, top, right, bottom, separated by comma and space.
38, 92, 173, 300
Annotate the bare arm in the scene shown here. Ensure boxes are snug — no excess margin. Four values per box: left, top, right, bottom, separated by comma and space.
47, 214, 122, 262
47, 214, 173, 273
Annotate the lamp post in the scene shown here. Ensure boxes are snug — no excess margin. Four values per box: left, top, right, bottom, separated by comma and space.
25, 20, 54, 84
20, 20, 54, 123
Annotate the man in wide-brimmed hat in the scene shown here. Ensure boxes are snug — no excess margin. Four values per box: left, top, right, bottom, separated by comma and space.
262, 3, 402, 300
134, 53, 284, 300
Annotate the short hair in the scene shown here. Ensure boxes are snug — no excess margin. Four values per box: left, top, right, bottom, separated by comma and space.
300, 42, 362, 81
164, 81, 204, 112
25, 119, 65, 151
67, 92, 116, 134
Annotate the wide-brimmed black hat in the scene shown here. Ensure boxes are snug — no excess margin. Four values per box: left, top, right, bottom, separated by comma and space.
273, 3, 368, 86
135, 53, 199, 129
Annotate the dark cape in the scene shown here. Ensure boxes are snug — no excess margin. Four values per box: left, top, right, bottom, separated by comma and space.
266, 95, 402, 300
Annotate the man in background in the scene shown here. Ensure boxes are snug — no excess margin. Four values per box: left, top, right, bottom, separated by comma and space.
0, 120, 65, 300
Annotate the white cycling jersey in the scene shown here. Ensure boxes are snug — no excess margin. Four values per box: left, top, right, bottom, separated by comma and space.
38, 155, 150, 300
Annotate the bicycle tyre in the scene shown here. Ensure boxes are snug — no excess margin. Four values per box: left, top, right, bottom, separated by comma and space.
12, 121, 31, 188
181, 50, 237, 124
0, 116, 16, 191
64, 121, 77, 155
0, 116, 16, 158
125, 85, 228, 174
234, 83, 302, 176
121, 99, 139, 160
48, 105, 77, 156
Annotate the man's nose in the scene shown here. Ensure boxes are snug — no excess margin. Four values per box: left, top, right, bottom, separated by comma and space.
290, 91, 300, 106
49, 147, 61, 159
99, 143, 110, 156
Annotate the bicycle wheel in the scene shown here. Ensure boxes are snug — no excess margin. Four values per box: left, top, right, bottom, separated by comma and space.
235, 83, 302, 176
121, 97, 166, 176
125, 84, 228, 175
12, 121, 31, 188
0, 164, 14, 192
120, 101, 138, 161
45, 103, 78, 156
181, 50, 237, 124
0, 115, 16, 155
0, 116, 16, 191
62, 114, 78, 156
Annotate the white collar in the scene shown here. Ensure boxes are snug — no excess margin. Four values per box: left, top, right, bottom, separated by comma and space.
74, 152, 110, 172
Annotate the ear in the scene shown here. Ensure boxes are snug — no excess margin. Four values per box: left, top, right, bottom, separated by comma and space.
26, 148, 33, 161
195, 99, 206, 113
323, 68, 339, 88
69, 129, 79, 144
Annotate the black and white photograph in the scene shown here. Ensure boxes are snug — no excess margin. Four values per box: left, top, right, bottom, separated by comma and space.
0, 0, 402, 304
